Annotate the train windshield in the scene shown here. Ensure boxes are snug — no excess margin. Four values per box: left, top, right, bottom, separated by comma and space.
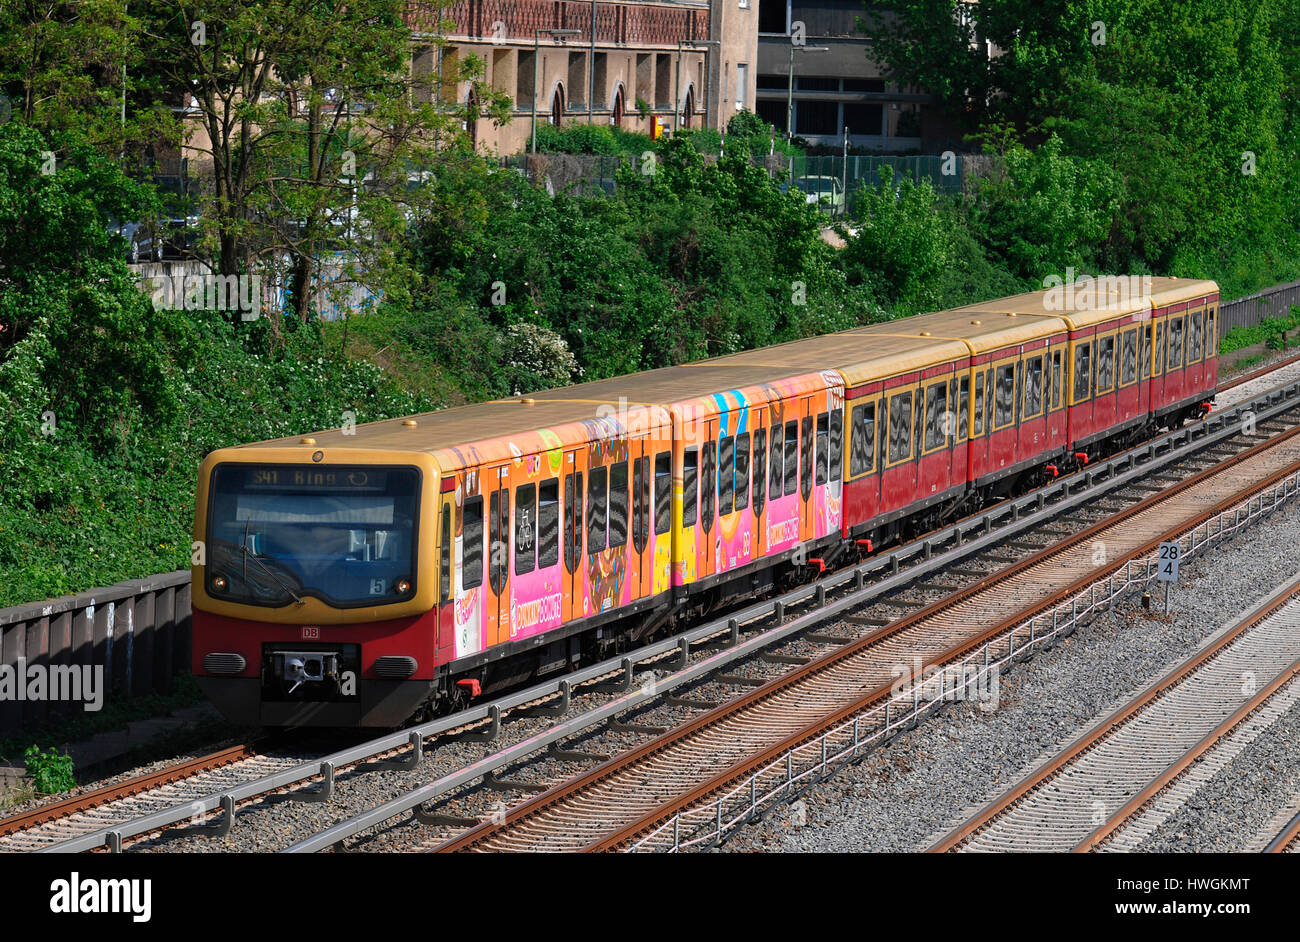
206, 464, 420, 607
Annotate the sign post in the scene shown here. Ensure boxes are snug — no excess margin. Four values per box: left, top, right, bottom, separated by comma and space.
1157, 541, 1181, 614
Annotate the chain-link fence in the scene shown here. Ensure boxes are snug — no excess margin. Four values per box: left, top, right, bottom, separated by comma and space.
500, 151, 968, 213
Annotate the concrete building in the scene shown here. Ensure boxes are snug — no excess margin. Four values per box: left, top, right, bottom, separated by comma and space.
410, 0, 759, 154
753, 0, 960, 152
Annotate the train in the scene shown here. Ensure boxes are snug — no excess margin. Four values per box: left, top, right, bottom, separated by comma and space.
191, 277, 1220, 726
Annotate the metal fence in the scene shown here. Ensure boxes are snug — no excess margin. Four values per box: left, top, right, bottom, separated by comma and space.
1218, 279, 1300, 338
0, 572, 191, 735
499, 151, 967, 210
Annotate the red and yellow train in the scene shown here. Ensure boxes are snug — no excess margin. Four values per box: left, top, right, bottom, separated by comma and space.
192, 278, 1219, 726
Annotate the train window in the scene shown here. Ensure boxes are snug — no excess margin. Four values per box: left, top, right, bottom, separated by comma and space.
994, 364, 1015, 428
924, 381, 948, 450
1188, 309, 1203, 362
682, 449, 698, 527
1073, 343, 1092, 403
718, 435, 735, 515
801, 416, 814, 499
463, 496, 484, 589
1141, 324, 1152, 378
515, 482, 536, 574
1023, 357, 1043, 419
957, 377, 970, 441
888, 392, 913, 464
1121, 329, 1138, 385
1052, 351, 1063, 409
608, 461, 628, 548
653, 452, 672, 535
850, 402, 876, 475
701, 441, 716, 532
1097, 337, 1114, 393
1154, 321, 1165, 374
489, 489, 509, 594
1207, 307, 1216, 354
752, 429, 767, 515
973, 373, 985, 436
631, 458, 648, 553
784, 419, 798, 496
587, 466, 608, 552
815, 413, 829, 485
563, 472, 582, 574
538, 479, 559, 568
1168, 316, 1184, 368
440, 504, 452, 603
768, 423, 783, 501
736, 433, 751, 510
829, 410, 843, 481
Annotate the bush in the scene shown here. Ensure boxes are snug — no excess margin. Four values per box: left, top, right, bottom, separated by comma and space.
24, 746, 75, 794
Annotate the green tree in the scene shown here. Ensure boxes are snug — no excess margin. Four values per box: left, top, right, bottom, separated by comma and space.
136, 0, 509, 319
840, 166, 952, 314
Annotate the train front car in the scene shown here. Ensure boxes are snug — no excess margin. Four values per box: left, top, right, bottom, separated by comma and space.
191, 445, 441, 727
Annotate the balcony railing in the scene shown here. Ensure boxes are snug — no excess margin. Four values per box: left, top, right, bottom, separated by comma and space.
406, 0, 706, 47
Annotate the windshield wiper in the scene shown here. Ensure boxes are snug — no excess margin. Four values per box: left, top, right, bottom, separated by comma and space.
240, 521, 304, 604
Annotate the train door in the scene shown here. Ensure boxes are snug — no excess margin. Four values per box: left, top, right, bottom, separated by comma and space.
842, 388, 881, 534
798, 395, 816, 543
435, 487, 457, 664
1116, 322, 1141, 426
1017, 346, 1048, 465
987, 351, 1019, 472
1165, 308, 1187, 405
880, 378, 918, 517
699, 414, 718, 578
485, 466, 510, 648
562, 449, 584, 621
630, 438, 653, 599
1046, 341, 1066, 452
650, 439, 673, 597
750, 408, 769, 554
716, 404, 757, 571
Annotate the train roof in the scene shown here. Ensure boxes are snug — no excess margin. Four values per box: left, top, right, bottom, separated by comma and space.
238, 361, 833, 462
681, 329, 968, 384
223, 278, 1219, 463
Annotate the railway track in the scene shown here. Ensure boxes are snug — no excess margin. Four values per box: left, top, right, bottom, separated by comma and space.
19, 363, 1300, 854
412, 424, 1300, 852
931, 573, 1300, 852
1264, 805, 1300, 853
0, 744, 288, 852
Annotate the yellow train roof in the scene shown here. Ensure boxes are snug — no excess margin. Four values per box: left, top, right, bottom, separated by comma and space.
220, 277, 1219, 463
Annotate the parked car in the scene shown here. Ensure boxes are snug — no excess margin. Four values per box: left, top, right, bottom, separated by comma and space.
782, 175, 846, 216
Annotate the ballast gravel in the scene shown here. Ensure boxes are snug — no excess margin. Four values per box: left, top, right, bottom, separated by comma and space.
714, 498, 1300, 853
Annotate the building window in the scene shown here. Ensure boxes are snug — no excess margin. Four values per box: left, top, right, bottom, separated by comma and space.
757, 0, 787, 33
735, 64, 748, 110
796, 98, 838, 136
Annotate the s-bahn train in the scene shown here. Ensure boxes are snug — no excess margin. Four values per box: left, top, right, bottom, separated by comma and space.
192, 278, 1220, 726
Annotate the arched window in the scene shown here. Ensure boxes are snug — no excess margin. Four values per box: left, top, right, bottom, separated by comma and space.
550, 83, 565, 126
611, 87, 625, 128
682, 86, 694, 129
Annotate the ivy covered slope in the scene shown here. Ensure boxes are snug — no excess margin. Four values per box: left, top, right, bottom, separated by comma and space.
0, 124, 429, 607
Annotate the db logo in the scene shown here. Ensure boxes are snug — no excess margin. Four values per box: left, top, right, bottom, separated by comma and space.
301, 626, 321, 640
